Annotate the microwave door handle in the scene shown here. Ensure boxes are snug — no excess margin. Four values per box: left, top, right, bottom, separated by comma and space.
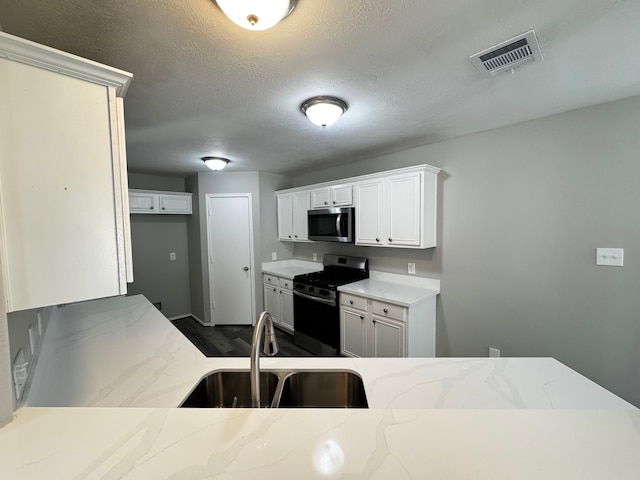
336, 214, 342, 236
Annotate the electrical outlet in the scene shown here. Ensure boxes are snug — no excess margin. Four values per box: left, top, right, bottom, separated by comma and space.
169, 252, 176, 261
408, 263, 416, 274
313, 253, 318, 261
271, 252, 277, 261
489, 347, 501, 358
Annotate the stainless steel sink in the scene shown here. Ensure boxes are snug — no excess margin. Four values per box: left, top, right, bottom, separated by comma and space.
179, 370, 279, 408
179, 369, 368, 409
276, 371, 368, 408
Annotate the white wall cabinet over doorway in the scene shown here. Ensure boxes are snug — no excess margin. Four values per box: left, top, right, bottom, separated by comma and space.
0, 32, 133, 312
129, 189, 192, 214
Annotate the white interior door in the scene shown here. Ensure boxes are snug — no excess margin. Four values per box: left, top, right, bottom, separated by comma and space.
207, 194, 255, 325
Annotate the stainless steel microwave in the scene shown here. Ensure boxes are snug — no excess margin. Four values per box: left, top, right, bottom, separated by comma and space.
308, 207, 355, 243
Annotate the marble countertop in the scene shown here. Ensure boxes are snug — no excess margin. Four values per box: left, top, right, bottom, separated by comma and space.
26, 295, 633, 410
339, 271, 440, 306
7, 294, 638, 478
261, 259, 323, 279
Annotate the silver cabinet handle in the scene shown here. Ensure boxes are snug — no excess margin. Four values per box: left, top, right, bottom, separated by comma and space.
375, 238, 380, 242
360, 315, 364, 320
372, 318, 376, 324
350, 300, 354, 305
383, 308, 388, 313
294, 235, 298, 238
273, 288, 276, 292
288, 235, 292, 238
324, 201, 328, 205
243, 266, 249, 271
389, 238, 393, 242
149, 206, 154, 210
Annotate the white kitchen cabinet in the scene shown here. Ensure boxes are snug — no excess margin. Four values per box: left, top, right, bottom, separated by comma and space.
277, 191, 310, 242
0, 32, 133, 312
263, 279, 280, 326
340, 292, 433, 357
310, 184, 353, 209
355, 170, 430, 248
262, 274, 295, 333
129, 189, 192, 214
279, 287, 294, 333
277, 164, 439, 249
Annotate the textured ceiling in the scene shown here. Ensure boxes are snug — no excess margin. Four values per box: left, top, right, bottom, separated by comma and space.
1, 0, 639, 176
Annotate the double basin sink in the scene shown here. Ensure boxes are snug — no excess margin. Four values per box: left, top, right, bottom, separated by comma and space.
180, 369, 368, 409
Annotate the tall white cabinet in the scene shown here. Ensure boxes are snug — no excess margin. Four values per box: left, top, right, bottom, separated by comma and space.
0, 32, 133, 312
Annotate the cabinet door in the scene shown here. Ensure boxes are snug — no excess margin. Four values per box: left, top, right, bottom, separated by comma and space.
159, 194, 192, 214
263, 283, 280, 325
387, 173, 422, 247
0, 59, 128, 312
331, 184, 353, 206
292, 191, 310, 241
370, 316, 406, 357
355, 180, 383, 246
129, 191, 158, 213
310, 188, 330, 209
341, 308, 367, 357
277, 193, 293, 241
279, 288, 294, 333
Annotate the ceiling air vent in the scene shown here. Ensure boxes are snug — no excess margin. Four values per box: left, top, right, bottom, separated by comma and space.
469, 30, 543, 78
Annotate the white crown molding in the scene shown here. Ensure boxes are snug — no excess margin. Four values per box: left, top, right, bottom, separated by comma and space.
0, 32, 132, 97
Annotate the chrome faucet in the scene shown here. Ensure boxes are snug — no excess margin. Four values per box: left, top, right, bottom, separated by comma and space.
251, 311, 279, 408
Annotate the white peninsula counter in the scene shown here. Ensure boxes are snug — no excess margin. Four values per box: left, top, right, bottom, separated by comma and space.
1, 294, 638, 479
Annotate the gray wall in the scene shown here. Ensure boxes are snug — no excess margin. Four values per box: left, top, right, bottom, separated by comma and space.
186, 171, 290, 325
292, 96, 640, 407
127, 173, 191, 318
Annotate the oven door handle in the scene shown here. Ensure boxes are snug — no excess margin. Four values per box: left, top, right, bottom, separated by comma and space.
293, 289, 336, 307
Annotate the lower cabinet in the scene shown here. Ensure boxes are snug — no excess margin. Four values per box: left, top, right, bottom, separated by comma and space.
263, 274, 294, 333
340, 292, 434, 357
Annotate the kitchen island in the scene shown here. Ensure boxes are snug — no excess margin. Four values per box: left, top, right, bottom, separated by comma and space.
1, 295, 639, 479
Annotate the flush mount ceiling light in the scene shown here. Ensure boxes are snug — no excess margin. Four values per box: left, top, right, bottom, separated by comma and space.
202, 157, 230, 171
300, 96, 348, 128
214, 0, 297, 31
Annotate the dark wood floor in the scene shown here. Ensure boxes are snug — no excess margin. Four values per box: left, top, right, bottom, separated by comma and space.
171, 316, 315, 357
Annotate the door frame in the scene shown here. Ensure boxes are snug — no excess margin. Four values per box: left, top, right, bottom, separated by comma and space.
205, 193, 256, 326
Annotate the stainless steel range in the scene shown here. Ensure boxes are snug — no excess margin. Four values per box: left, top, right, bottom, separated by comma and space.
293, 254, 369, 356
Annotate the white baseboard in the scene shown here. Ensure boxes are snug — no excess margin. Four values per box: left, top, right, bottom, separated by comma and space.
167, 313, 208, 327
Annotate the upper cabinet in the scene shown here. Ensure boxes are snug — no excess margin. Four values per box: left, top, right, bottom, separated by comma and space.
0, 32, 133, 312
129, 189, 192, 214
356, 170, 429, 248
277, 164, 440, 249
277, 190, 310, 242
310, 184, 353, 209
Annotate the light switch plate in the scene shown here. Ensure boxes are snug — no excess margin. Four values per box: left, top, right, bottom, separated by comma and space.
271, 252, 277, 261
408, 263, 416, 274
596, 248, 624, 266
169, 252, 176, 261
313, 253, 318, 261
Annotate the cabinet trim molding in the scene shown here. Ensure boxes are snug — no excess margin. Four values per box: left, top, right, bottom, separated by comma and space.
0, 32, 132, 96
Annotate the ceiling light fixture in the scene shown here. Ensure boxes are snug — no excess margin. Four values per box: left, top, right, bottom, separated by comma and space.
214, 0, 297, 31
300, 96, 348, 128
202, 157, 230, 171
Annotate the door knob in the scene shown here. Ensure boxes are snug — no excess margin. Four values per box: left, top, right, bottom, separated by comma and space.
243, 266, 249, 271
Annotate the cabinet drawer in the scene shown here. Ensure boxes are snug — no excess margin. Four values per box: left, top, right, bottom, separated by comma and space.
279, 278, 292, 290
263, 275, 278, 286
371, 300, 406, 321
340, 293, 368, 311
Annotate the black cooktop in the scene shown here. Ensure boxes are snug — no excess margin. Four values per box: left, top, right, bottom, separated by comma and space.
294, 254, 369, 290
